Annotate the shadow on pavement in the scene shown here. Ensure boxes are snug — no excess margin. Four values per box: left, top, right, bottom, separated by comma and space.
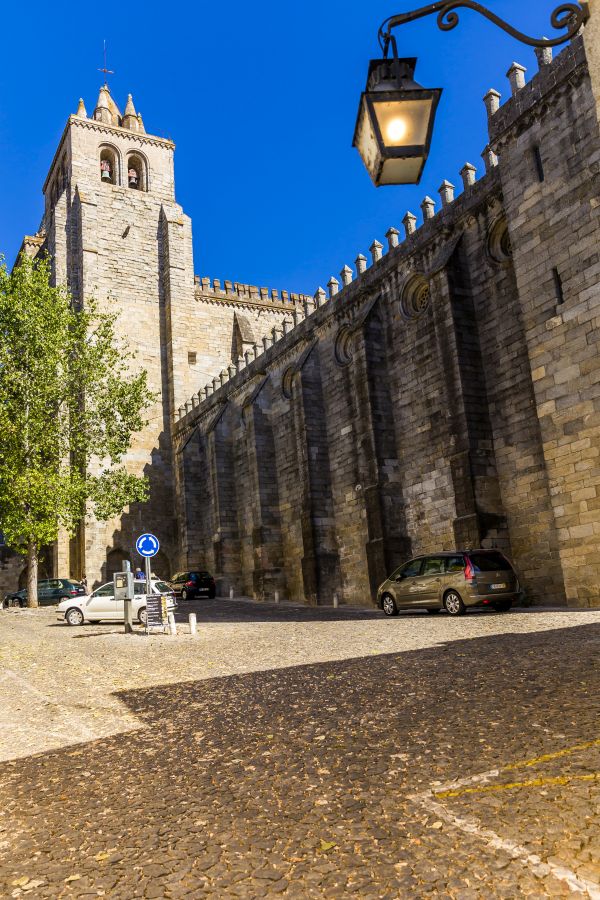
1, 621, 599, 897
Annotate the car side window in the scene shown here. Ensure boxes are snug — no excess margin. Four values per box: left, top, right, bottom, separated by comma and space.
134, 582, 146, 595
48, 580, 62, 589
94, 584, 114, 597
398, 559, 423, 579
446, 556, 465, 573
422, 557, 445, 576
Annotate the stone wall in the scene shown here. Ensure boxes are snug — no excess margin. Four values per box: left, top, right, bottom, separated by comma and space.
490, 37, 600, 607
175, 36, 600, 608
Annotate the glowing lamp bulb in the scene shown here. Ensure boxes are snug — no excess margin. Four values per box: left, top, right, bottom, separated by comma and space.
386, 117, 407, 142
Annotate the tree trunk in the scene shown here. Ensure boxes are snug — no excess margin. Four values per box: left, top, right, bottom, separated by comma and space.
26, 541, 39, 608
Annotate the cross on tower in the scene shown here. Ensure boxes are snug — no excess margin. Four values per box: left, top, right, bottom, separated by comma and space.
98, 40, 114, 86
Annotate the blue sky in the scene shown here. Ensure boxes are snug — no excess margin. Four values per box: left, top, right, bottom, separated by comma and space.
0, 1, 562, 294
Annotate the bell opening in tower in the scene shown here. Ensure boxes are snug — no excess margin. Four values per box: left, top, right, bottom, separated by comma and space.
127, 154, 146, 191
99, 148, 117, 185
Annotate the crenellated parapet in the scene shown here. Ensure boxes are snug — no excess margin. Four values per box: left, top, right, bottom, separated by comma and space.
194, 275, 311, 310
483, 35, 587, 153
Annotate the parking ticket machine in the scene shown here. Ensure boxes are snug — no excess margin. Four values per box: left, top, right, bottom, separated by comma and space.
113, 568, 134, 633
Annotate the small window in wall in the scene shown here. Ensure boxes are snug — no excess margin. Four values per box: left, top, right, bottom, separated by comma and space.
533, 145, 545, 183
188, 351, 197, 365
100, 148, 117, 185
127, 154, 146, 190
553, 267, 565, 305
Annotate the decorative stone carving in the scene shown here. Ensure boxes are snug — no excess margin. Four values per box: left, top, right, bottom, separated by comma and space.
487, 216, 512, 264
400, 274, 431, 319
334, 325, 354, 366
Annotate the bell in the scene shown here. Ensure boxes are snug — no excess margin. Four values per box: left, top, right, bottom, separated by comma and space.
128, 169, 138, 187
101, 162, 111, 181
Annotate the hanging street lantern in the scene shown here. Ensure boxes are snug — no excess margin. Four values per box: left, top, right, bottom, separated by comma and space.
353, 0, 590, 187
353, 54, 441, 187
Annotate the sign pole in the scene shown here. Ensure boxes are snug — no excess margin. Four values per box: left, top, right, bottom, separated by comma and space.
145, 554, 151, 635
135, 533, 160, 635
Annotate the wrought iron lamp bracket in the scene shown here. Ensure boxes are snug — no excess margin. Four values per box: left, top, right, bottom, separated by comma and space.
378, 1, 590, 55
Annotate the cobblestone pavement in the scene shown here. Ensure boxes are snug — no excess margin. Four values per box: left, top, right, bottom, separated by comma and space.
0, 601, 599, 898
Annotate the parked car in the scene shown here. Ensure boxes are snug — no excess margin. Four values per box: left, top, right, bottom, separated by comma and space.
57, 579, 176, 626
3, 578, 86, 609
377, 550, 519, 617
169, 570, 216, 600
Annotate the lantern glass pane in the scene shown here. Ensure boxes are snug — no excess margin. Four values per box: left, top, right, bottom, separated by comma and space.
372, 97, 435, 148
354, 98, 381, 180
379, 157, 424, 185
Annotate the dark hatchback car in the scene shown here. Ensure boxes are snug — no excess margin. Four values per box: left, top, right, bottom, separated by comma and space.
4, 578, 87, 609
169, 571, 216, 601
377, 550, 519, 617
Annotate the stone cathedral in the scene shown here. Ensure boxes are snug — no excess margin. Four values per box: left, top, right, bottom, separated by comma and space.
5, 30, 600, 608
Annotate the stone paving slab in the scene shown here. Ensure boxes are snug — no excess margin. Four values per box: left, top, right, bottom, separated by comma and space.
0, 601, 599, 897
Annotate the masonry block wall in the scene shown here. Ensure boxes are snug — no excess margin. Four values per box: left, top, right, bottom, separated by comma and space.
490, 38, 600, 607
38, 115, 183, 585
183, 281, 312, 404
175, 37, 600, 608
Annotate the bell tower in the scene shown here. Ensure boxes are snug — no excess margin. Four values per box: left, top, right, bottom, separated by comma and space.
34, 85, 197, 586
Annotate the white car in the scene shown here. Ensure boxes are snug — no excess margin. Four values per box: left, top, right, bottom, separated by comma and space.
57, 579, 177, 626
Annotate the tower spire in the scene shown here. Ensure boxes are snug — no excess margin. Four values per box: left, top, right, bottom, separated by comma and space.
122, 93, 139, 131
93, 85, 112, 125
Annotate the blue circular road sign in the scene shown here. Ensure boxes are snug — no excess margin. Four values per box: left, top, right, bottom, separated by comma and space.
136, 533, 160, 558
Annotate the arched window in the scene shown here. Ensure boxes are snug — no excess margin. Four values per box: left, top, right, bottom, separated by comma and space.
126, 153, 147, 191
99, 146, 118, 185
106, 548, 131, 581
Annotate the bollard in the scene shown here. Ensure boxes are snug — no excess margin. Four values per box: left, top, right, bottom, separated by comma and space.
333, 594, 339, 609
189, 612, 197, 636
229, 587, 234, 600
168, 611, 177, 635
274, 591, 279, 604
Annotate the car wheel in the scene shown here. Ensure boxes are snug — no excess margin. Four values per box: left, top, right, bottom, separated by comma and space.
426, 608, 441, 614
138, 607, 147, 626
181, 589, 188, 601
444, 591, 466, 616
65, 607, 84, 626
381, 593, 399, 617
492, 600, 512, 613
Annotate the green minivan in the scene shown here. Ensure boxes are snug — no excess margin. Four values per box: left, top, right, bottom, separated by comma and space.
377, 550, 519, 617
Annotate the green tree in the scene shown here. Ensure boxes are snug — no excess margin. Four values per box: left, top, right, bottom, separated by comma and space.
0, 253, 154, 607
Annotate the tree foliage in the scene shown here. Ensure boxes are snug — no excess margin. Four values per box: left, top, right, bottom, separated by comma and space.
0, 253, 154, 605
